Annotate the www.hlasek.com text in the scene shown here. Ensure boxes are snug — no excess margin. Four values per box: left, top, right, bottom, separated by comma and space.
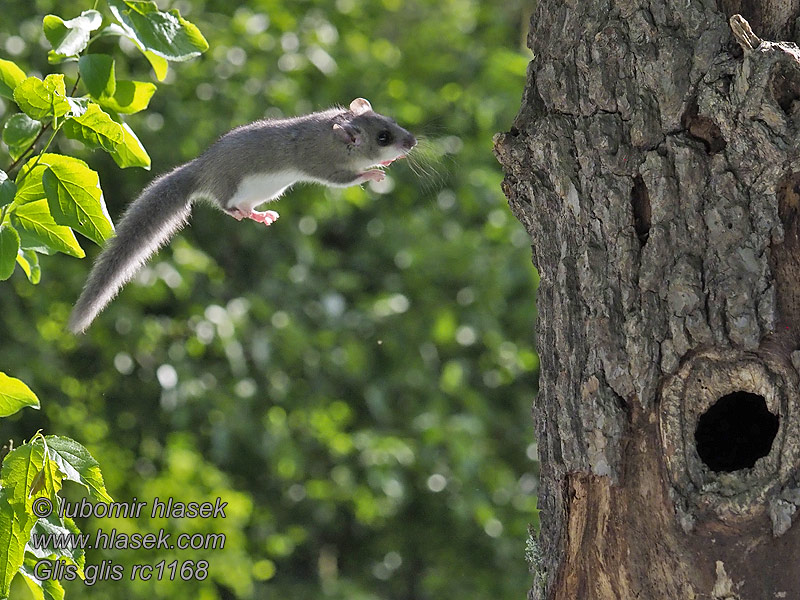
30, 525, 226, 552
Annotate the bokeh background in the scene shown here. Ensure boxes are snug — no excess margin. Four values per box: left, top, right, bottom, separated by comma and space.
0, 0, 539, 598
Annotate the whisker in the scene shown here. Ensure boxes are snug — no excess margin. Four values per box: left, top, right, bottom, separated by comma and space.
402, 135, 452, 192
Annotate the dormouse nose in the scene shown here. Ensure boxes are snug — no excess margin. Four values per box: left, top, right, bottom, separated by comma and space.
403, 134, 417, 150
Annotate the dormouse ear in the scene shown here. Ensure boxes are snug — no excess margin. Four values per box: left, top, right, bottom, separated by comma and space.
333, 123, 362, 146
349, 98, 372, 115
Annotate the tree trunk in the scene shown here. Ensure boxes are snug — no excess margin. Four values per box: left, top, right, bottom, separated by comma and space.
495, 2, 800, 598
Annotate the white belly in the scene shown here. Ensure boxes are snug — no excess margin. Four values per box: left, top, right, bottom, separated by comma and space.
228, 170, 304, 212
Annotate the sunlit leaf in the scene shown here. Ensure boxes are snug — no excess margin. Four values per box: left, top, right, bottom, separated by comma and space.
43, 436, 112, 504
144, 50, 168, 80
107, 0, 208, 62
110, 120, 150, 169
63, 103, 149, 168
28, 469, 46, 498
0, 372, 39, 417
0, 58, 26, 100
0, 225, 20, 281
43, 10, 102, 58
15, 153, 112, 246
10, 200, 85, 258
20, 554, 66, 600
16, 249, 40, 284
13, 162, 47, 206
65, 96, 90, 118
0, 442, 44, 509
25, 515, 83, 574
13, 75, 70, 121
97, 80, 156, 114
41, 158, 113, 245
62, 102, 124, 153
0, 490, 32, 599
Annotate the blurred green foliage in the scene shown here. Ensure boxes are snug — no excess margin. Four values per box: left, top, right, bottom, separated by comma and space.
0, 0, 538, 598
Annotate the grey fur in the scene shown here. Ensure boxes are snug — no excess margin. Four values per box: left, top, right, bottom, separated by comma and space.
68, 163, 195, 333
68, 99, 415, 333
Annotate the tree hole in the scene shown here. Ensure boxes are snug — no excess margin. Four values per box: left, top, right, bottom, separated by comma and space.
694, 391, 779, 472
631, 175, 650, 246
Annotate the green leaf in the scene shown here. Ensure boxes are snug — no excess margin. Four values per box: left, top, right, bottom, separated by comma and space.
13, 75, 71, 121
0, 441, 49, 599
14, 162, 47, 206
0, 59, 26, 100
16, 249, 41, 284
20, 554, 66, 600
78, 53, 116, 98
40, 160, 113, 246
0, 226, 20, 281
0, 373, 39, 416
0, 436, 60, 598
2, 114, 41, 161
63, 103, 150, 167
96, 23, 168, 79
29, 457, 62, 504
110, 121, 151, 169
43, 10, 102, 58
107, 0, 208, 62
46, 51, 78, 66
144, 50, 168, 80
25, 516, 83, 571
0, 170, 16, 208
97, 80, 156, 114
14, 153, 112, 246
65, 96, 90, 119
43, 436, 113, 503
0, 490, 33, 600
62, 102, 124, 153
61, 517, 85, 572
10, 200, 85, 258
0, 442, 45, 510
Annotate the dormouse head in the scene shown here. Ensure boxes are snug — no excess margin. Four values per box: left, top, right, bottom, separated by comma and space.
333, 98, 417, 168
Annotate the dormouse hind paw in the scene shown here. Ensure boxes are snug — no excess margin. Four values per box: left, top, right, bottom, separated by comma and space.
227, 207, 280, 225
248, 209, 280, 225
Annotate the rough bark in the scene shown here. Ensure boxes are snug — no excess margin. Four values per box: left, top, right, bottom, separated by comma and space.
495, 1, 800, 598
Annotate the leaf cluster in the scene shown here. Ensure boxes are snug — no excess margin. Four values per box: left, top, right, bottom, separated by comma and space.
0, 420, 112, 600
0, 2, 207, 599
0, 0, 208, 283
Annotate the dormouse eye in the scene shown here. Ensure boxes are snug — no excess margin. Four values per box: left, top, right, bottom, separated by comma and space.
376, 130, 393, 146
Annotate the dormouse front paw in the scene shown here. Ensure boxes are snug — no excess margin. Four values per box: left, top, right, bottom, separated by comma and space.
361, 170, 385, 183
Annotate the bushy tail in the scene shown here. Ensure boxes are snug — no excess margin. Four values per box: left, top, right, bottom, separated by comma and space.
68, 164, 197, 334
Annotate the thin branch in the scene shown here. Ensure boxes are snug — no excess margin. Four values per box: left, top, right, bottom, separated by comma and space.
5, 127, 47, 174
